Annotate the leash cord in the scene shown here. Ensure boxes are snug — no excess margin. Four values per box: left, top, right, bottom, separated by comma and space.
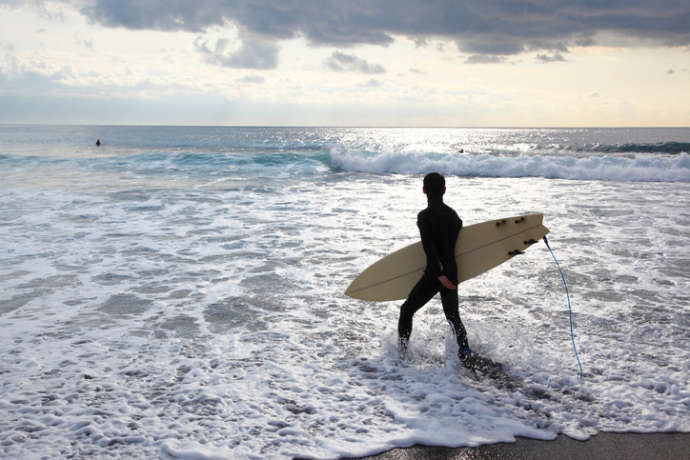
543, 236, 584, 380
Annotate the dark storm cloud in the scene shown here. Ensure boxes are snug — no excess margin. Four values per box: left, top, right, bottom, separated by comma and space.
80, 0, 226, 32
10, 1, 690, 68
78, 1, 690, 53
325, 52, 385, 74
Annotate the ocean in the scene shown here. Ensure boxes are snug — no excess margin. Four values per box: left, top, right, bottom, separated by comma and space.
1, 126, 688, 459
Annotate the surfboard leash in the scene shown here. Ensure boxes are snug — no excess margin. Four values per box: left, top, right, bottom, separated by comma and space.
543, 236, 584, 380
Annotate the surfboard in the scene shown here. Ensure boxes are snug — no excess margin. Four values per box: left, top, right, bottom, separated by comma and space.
345, 213, 549, 301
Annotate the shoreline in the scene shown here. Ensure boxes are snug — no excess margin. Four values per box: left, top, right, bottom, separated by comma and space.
347, 432, 689, 460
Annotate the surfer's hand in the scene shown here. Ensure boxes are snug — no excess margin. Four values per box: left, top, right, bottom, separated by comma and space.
438, 275, 456, 290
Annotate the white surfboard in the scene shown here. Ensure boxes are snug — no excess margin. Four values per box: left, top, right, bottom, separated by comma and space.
345, 213, 549, 301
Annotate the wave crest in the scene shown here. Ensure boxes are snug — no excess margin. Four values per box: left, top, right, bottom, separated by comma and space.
329, 150, 690, 183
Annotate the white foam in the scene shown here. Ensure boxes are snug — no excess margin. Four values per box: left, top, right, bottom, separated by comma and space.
1, 127, 689, 459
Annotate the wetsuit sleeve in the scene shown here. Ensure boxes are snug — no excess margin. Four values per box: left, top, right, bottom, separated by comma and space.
417, 214, 443, 277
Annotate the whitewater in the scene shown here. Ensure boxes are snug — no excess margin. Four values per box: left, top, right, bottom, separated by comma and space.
1, 126, 688, 459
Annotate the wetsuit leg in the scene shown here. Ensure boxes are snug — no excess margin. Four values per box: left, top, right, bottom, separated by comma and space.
398, 273, 439, 345
440, 287, 469, 350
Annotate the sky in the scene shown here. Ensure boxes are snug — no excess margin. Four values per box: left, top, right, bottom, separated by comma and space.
0, 0, 689, 126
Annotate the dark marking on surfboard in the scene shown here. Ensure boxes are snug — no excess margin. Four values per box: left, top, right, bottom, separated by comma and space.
508, 249, 524, 256
495, 219, 508, 227
524, 239, 539, 245
515, 217, 526, 224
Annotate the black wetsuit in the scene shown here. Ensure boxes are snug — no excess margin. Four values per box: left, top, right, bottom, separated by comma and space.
398, 195, 469, 352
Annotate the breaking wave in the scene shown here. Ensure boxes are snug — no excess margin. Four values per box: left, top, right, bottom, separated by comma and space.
330, 150, 690, 183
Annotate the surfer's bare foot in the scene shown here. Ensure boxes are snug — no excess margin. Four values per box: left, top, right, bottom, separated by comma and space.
458, 346, 474, 366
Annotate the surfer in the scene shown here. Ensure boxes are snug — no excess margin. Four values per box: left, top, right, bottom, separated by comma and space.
398, 172, 473, 365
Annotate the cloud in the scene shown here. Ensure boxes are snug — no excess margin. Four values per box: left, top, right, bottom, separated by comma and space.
0, 42, 20, 75
238, 74, 264, 83
536, 52, 566, 63
80, 0, 225, 33
194, 35, 279, 69
361, 78, 383, 87
75, 35, 94, 49
465, 54, 506, 64
74, 1, 690, 57
0, 67, 237, 124
325, 51, 385, 74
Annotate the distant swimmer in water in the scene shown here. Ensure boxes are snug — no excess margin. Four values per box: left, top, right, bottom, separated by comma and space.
458, 148, 464, 153
96, 139, 101, 146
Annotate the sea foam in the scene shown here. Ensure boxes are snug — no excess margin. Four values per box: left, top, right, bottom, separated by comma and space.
1, 126, 688, 459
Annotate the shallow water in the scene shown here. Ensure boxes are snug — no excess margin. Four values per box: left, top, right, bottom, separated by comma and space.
1, 126, 689, 458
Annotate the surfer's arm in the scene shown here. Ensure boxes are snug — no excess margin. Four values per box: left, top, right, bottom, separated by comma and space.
417, 215, 443, 277
437, 275, 456, 290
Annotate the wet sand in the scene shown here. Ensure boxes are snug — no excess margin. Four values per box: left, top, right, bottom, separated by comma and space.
348, 432, 689, 460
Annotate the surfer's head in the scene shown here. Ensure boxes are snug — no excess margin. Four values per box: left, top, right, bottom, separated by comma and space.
423, 172, 445, 198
